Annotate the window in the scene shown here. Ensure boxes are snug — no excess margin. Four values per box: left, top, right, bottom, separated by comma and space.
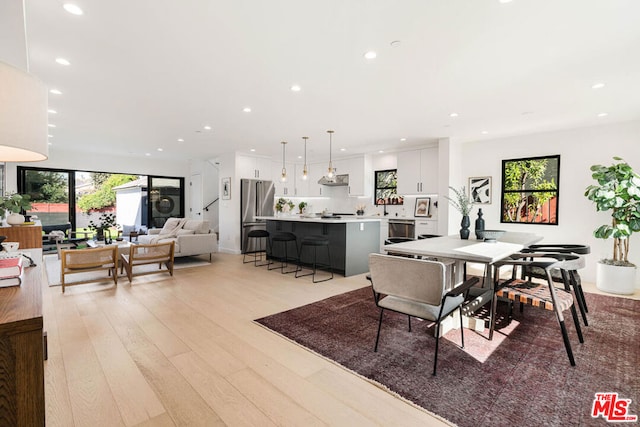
501, 154, 560, 225
374, 169, 403, 205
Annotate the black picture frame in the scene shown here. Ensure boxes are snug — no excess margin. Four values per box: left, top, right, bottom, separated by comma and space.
500, 154, 560, 225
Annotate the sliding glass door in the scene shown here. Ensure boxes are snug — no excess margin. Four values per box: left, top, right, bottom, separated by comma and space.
21, 168, 72, 227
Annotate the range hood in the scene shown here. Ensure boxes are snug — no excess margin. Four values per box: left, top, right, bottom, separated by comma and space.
318, 174, 349, 186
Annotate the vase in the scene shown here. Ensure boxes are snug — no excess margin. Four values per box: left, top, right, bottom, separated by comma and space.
357, 210, 364, 216
6, 212, 25, 226
475, 208, 485, 240
460, 215, 470, 239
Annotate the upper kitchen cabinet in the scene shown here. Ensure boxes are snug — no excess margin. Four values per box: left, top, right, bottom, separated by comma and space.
237, 154, 272, 179
332, 155, 373, 196
272, 161, 296, 196
307, 161, 327, 197
397, 147, 438, 195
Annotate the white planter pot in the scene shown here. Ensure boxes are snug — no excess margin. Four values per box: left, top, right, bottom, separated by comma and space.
6, 212, 25, 226
596, 261, 637, 295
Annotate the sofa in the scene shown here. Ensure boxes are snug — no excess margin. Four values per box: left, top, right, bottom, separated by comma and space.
137, 218, 216, 260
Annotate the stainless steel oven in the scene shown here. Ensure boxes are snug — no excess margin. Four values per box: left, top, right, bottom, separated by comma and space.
388, 219, 415, 239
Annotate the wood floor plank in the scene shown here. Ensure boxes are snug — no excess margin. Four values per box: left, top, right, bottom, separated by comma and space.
81, 311, 166, 426
170, 351, 277, 427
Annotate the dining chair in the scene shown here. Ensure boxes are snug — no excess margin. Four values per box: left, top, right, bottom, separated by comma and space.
368, 253, 479, 375
520, 244, 590, 326
491, 252, 585, 366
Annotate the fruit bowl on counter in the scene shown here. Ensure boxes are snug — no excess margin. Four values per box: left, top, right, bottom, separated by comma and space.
476, 229, 506, 242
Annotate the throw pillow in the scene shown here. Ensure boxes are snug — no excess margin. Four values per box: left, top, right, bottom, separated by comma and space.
176, 229, 195, 236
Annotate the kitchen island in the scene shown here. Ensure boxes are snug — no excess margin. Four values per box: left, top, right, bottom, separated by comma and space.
258, 216, 381, 276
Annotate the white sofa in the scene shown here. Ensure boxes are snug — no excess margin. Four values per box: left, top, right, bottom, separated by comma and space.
137, 218, 216, 260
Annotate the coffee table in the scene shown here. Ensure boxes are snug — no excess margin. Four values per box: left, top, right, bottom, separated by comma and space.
87, 240, 133, 257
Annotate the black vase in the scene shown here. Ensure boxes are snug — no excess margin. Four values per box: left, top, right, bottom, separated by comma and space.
475, 208, 485, 240
460, 215, 470, 240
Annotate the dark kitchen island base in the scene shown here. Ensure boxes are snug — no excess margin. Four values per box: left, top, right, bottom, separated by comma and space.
265, 218, 380, 277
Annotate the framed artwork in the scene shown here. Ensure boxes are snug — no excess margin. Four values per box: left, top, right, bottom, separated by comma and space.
500, 154, 560, 225
222, 177, 231, 200
374, 169, 403, 206
469, 176, 492, 204
414, 197, 431, 217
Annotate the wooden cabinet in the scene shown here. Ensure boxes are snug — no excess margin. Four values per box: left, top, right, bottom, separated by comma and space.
0, 225, 43, 249
0, 251, 45, 426
397, 147, 438, 195
237, 155, 272, 179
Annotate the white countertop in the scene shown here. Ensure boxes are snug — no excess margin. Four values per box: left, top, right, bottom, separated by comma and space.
257, 216, 382, 224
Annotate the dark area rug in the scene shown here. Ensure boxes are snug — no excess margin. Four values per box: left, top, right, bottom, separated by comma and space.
255, 287, 639, 427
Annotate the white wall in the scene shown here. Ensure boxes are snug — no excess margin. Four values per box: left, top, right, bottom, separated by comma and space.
458, 119, 640, 286
216, 152, 238, 253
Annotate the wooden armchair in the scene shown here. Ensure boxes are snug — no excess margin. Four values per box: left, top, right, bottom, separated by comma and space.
60, 246, 118, 293
120, 241, 175, 282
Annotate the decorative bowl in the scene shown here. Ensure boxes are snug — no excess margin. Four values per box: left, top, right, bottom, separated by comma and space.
476, 229, 506, 242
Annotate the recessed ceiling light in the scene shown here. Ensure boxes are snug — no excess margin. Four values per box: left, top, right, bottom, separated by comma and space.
499, 0, 513, 3
340, 148, 346, 151
449, 112, 459, 118
390, 40, 401, 48
364, 51, 377, 60
243, 107, 252, 113
48, 134, 53, 138
177, 138, 184, 142
55, 58, 70, 66
400, 138, 407, 142
250, 148, 256, 152
145, 153, 151, 156
592, 83, 605, 89
598, 112, 608, 117
48, 109, 57, 114
290, 85, 301, 92
297, 155, 302, 159
378, 150, 384, 153
63, 3, 84, 15
48, 142, 53, 146
50, 89, 62, 95
481, 130, 489, 134
203, 125, 212, 130
157, 148, 163, 152
48, 123, 56, 128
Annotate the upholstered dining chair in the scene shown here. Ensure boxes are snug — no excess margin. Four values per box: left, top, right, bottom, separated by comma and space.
491, 252, 585, 366
368, 253, 479, 375
520, 244, 590, 326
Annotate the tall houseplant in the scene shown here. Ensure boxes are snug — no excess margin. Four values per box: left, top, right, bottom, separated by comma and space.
584, 157, 640, 294
446, 186, 473, 239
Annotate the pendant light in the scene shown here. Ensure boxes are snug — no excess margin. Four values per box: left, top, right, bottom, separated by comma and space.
326, 130, 335, 180
280, 141, 288, 182
301, 136, 309, 180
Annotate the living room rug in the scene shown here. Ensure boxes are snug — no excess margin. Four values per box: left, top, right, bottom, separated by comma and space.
255, 286, 639, 427
44, 254, 211, 287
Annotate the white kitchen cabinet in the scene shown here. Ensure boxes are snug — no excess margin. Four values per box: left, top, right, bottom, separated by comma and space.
332, 155, 372, 196
308, 161, 327, 197
293, 163, 311, 197
397, 147, 438, 195
237, 154, 272, 179
415, 219, 438, 239
272, 161, 296, 196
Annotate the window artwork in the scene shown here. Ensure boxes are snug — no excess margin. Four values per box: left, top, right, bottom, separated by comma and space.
501, 155, 560, 225
375, 169, 403, 205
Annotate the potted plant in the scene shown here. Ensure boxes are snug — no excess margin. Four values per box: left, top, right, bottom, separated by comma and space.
298, 201, 308, 215
445, 186, 473, 239
275, 198, 295, 216
584, 157, 640, 294
87, 212, 117, 241
0, 193, 33, 226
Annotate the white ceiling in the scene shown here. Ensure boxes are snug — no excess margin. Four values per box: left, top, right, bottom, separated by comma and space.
12, 0, 640, 162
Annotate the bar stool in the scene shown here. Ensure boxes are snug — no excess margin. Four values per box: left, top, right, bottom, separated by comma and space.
296, 235, 333, 283
243, 229, 271, 267
268, 232, 298, 274
520, 244, 591, 326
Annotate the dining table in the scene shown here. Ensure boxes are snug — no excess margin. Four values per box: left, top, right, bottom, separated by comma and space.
382, 231, 543, 339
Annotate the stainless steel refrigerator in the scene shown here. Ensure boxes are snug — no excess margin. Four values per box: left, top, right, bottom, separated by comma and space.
241, 179, 275, 253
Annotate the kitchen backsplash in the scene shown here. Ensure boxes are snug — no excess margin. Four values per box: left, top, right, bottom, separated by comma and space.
279, 186, 439, 219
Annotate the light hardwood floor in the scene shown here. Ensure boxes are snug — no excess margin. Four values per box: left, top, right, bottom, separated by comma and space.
43, 253, 450, 427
